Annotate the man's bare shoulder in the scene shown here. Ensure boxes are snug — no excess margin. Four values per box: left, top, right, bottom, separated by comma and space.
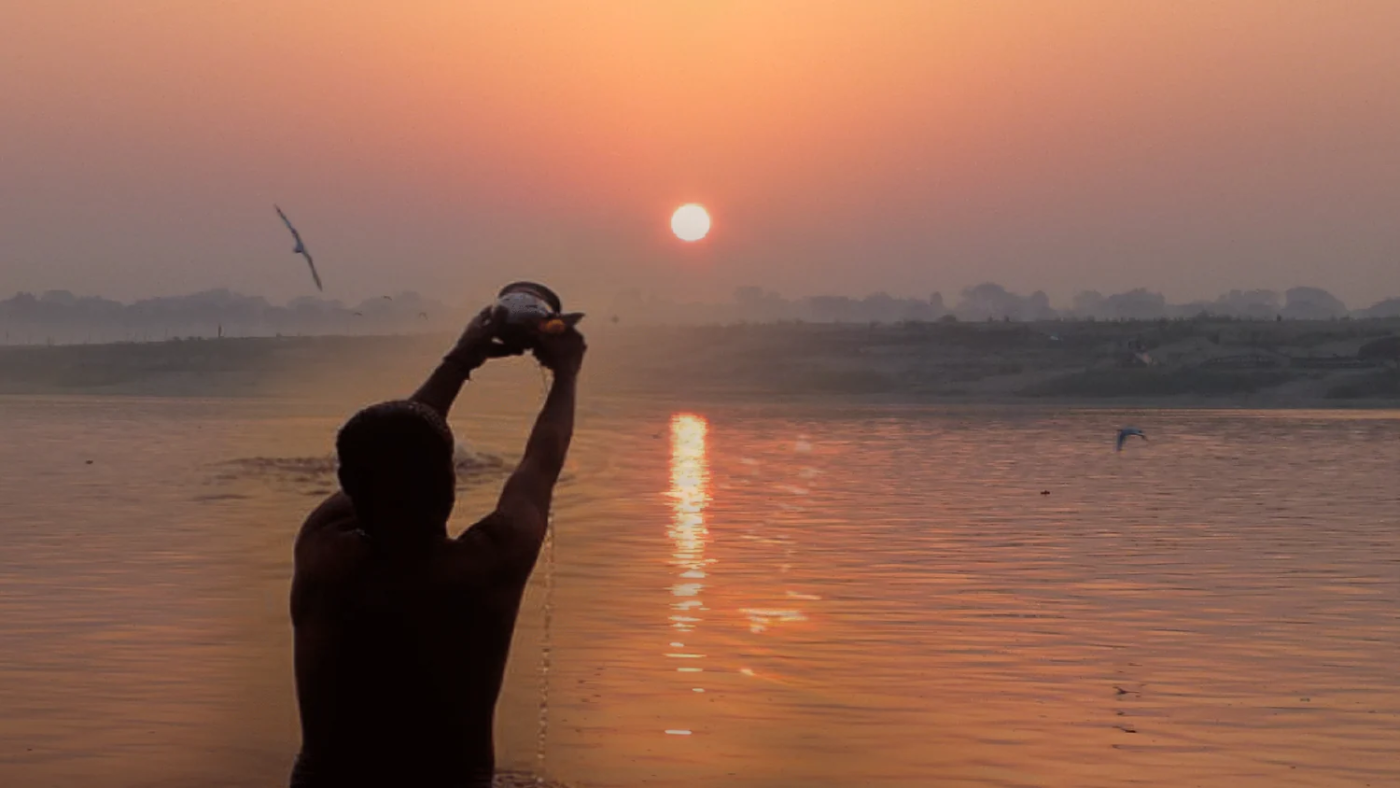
451, 509, 543, 589
294, 496, 368, 583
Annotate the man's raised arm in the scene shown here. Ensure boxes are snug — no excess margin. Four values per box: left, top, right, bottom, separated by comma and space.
460, 328, 585, 569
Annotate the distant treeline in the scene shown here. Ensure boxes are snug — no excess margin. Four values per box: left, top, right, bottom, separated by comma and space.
3, 283, 1400, 345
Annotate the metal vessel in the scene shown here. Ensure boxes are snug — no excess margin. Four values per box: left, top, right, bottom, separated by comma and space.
493, 281, 580, 349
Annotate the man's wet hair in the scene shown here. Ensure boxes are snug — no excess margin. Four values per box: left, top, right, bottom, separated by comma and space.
336, 400, 455, 523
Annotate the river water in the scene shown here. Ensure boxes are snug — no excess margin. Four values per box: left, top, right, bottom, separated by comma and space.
1, 391, 1396, 787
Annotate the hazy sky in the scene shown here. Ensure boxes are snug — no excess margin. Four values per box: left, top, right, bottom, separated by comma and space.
2, 1, 1398, 308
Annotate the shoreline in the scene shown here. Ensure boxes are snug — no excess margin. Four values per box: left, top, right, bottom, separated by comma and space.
1, 322, 1396, 409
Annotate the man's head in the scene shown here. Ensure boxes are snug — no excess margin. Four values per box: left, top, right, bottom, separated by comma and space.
336, 400, 456, 538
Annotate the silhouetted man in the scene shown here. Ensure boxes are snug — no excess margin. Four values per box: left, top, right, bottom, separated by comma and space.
289, 307, 585, 788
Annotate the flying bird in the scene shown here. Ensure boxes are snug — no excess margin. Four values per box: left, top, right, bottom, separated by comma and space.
274, 205, 323, 291
1116, 426, 1148, 452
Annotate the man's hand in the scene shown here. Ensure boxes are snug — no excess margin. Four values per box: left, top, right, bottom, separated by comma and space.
532, 325, 586, 377
445, 306, 523, 370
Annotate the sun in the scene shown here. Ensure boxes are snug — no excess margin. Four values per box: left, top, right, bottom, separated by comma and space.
670, 204, 711, 242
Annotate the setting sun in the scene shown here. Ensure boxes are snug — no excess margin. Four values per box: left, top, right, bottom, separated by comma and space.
670, 204, 711, 242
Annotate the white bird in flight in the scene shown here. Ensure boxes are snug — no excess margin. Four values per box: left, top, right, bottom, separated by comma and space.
274, 205, 323, 291
1116, 426, 1148, 451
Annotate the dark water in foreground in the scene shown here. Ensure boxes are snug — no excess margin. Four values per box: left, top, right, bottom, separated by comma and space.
1, 393, 1397, 787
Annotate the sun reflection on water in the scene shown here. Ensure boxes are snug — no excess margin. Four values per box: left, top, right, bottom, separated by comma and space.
665, 413, 713, 711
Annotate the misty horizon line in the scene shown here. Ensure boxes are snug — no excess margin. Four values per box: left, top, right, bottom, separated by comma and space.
5, 281, 1400, 314
4, 281, 1400, 319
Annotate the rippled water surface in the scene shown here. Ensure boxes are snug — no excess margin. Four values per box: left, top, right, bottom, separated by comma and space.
1, 393, 1397, 787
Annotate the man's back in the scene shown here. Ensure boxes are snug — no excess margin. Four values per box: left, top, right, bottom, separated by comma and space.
290, 519, 532, 788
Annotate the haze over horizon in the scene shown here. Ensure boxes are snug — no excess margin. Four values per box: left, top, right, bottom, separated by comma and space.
3, 1, 1398, 307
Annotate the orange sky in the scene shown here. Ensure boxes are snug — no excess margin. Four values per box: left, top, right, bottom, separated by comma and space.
2, 1, 1398, 307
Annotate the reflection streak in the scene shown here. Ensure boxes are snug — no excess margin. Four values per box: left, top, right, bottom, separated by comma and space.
665, 413, 712, 706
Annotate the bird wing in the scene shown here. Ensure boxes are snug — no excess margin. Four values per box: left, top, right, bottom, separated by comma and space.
302, 252, 323, 291
275, 205, 305, 247
1116, 433, 1126, 451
